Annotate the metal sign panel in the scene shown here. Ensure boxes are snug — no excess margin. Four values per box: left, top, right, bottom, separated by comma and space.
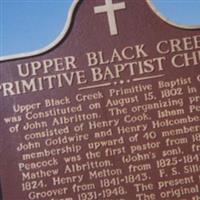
0, 1, 200, 200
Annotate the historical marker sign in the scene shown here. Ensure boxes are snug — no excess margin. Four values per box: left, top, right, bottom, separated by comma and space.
0, 1, 200, 200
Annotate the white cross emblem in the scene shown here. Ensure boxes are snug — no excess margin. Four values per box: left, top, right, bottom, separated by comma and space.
94, 0, 126, 36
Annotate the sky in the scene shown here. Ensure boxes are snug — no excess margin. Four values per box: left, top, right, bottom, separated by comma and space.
0, 0, 200, 58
